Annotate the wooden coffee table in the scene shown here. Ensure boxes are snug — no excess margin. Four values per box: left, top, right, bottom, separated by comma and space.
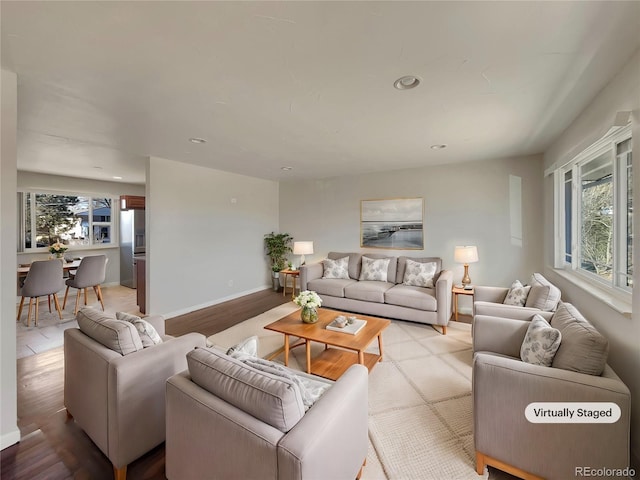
264, 308, 391, 380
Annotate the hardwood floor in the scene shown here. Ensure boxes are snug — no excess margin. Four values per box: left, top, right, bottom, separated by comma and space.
2, 287, 288, 480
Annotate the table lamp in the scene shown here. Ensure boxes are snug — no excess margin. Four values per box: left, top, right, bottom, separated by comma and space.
293, 241, 314, 268
454, 246, 478, 287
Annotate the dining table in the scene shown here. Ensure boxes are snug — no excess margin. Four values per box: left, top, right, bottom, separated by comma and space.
17, 259, 82, 290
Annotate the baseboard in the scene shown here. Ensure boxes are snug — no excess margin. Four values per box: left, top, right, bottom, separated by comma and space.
1, 428, 21, 450
163, 285, 273, 319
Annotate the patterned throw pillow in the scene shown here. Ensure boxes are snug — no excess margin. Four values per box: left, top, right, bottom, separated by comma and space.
359, 257, 390, 282
116, 311, 163, 348
503, 280, 532, 306
402, 259, 437, 288
322, 256, 350, 279
520, 314, 562, 367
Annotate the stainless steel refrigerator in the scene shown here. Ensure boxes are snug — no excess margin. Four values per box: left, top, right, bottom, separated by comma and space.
120, 209, 145, 288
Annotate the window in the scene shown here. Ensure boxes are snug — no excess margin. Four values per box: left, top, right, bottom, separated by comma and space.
18, 192, 115, 251
555, 125, 632, 292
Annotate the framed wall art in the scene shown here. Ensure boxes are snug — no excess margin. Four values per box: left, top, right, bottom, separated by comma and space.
360, 197, 424, 249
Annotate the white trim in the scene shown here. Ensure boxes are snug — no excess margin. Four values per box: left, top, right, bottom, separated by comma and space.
162, 285, 272, 319
1, 428, 21, 450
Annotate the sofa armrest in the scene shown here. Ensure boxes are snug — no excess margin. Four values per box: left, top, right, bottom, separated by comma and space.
474, 285, 509, 303
278, 364, 369, 480
473, 353, 631, 479
472, 315, 529, 356
300, 263, 323, 291
473, 301, 553, 321
435, 270, 453, 326
107, 332, 206, 468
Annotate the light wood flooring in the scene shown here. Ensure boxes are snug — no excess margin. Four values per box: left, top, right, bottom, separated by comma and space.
3, 289, 514, 480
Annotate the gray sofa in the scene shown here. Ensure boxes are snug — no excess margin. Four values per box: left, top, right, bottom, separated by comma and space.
165, 347, 369, 480
473, 303, 631, 480
300, 252, 453, 333
64, 308, 206, 480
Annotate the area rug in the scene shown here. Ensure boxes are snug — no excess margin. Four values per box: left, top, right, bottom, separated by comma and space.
207, 303, 488, 480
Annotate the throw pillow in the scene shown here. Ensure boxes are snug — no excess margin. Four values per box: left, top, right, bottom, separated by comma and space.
402, 259, 437, 288
322, 256, 350, 279
116, 311, 163, 347
503, 280, 532, 306
520, 314, 562, 367
359, 256, 391, 282
226, 335, 258, 359
77, 307, 143, 355
525, 273, 561, 311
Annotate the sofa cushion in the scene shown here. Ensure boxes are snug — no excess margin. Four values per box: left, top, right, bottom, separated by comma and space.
520, 314, 562, 367
308, 278, 356, 298
385, 284, 437, 311
525, 273, 561, 311
116, 311, 162, 347
503, 280, 531, 307
402, 259, 437, 288
328, 252, 362, 280
344, 281, 394, 303
359, 256, 391, 282
77, 307, 143, 355
322, 256, 350, 279
187, 347, 305, 433
550, 303, 609, 376
396, 257, 442, 284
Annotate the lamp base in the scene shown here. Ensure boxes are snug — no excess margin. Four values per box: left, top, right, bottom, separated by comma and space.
461, 264, 471, 287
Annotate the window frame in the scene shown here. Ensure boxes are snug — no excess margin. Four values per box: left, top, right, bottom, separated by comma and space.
554, 124, 632, 296
17, 189, 118, 253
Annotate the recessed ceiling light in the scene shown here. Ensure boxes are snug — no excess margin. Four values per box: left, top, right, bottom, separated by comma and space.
93, 166, 103, 170
189, 137, 207, 144
394, 75, 421, 90
112, 176, 123, 180
430, 144, 447, 150
281, 166, 293, 171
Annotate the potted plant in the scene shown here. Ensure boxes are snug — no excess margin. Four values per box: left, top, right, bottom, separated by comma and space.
264, 232, 293, 291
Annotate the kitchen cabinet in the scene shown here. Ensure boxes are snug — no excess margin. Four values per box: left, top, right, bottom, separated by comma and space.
120, 195, 145, 210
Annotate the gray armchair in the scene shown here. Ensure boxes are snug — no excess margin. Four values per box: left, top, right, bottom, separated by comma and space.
473, 314, 631, 480
64, 311, 206, 480
165, 348, 369, 480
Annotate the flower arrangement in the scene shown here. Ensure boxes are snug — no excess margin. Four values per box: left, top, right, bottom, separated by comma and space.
293, 290, 323, 309
49, 241, 68, 256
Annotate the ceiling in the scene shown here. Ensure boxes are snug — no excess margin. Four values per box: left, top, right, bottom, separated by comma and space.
2, 1, 639, 184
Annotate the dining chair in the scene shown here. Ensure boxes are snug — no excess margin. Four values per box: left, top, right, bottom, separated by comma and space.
17, 259, 65, 327
62, 255, 108, 315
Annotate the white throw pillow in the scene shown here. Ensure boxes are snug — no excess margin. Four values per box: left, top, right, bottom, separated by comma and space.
402, 259, 437, 288
116, 312, 163, 347
226, 335, 259, 359
520, 314, 562, 367
503, 280, 531, 307
322, 256, 350, 279
359, 257, 390, 282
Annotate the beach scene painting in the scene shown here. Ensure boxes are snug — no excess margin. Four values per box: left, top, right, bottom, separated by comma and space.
361, 198, 424, 249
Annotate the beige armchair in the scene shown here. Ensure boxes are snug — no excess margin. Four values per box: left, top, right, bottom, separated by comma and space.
165, 347, 369, 480
64, 311, 206, 480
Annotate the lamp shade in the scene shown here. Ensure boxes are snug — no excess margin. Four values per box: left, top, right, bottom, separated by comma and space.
454, 246, 478, 264
293, 241, 314, 255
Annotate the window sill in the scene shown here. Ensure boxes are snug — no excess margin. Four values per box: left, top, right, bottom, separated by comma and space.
551, 268, 632, 318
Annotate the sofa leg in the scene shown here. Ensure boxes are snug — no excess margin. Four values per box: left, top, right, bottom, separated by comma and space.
356, 458, 367, 479
113, 464, 127, 480
431, 324, 447, 335
65, 409, 73, 420
476, 451, 545, 480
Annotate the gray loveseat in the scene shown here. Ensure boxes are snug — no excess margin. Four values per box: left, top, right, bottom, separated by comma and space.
473, 303, 631, 480
300, 252, 452, 333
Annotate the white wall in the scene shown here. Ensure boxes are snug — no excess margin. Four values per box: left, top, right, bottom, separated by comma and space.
147, 156, 279, 317
16, 172, 144, 285
280, 154, 544, 312
1, 69, 20, 449
543, 48, 640, 469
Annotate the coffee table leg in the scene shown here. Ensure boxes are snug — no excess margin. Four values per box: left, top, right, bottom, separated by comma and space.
284, 334, 290, 366
378, 333, 384, 362
358, 350, 364, 365
305, 340, 311, 374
